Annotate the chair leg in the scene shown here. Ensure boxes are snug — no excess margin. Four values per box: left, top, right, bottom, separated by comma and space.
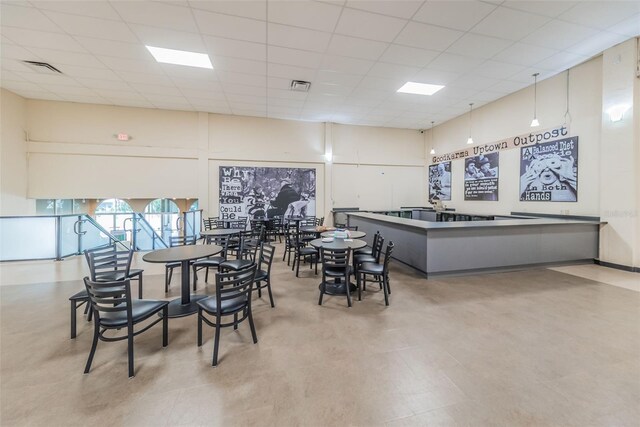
318, 282, 325, 306
357, 274, 362, 301
212, 318, 221, 367
257, 283, 262, 298
84, 319, 99, 374
70, 300, 77, 339
205, 267, 210, 283
193, 266, 198, 290
127, 326, 135, 378
165, 268, 170, 293
197, 309, 203, 347
345, 278, 352, 308
382, 275, 390, 306
248, 307, 258, 344
162, 306, 168, 347
87, 305, 93, 321
266, 279, 275, 308
386, 274, 391, 294
233, 313, 238, 330
295, 254, 301, 277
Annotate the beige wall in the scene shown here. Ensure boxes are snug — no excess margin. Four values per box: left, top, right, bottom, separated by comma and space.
0, 89, 33, 215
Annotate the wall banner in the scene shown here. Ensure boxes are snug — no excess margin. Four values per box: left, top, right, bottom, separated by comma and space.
519, 137, 578, 202
431, 125, 569, 164
428, 161, 451, 201
219, 166, 316, 219
464, 152, 499, 201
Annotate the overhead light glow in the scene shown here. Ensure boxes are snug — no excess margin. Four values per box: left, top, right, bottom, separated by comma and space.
145, 46, 213, 69
607, 104, 630, 122
397, 82, 444, 96
530, 118, 540, 127
430, 148, 435, 154
467, 137, 474, 145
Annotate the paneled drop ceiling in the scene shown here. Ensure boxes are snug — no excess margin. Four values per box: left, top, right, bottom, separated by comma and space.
1, 1, 638, 129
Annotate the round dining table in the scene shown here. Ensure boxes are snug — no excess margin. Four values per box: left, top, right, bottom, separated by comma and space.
309, 238, 367, 296
320, 230, 366, 239
143, 244, 222, 318
200, 229, 241, 237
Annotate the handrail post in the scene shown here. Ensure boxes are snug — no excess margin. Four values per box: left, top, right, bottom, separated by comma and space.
77, 215, 82, 254
55, 215, 62, 261
132, 214, 138, 251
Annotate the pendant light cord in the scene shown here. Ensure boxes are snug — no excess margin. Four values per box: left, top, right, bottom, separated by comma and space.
564, 69, 572, 125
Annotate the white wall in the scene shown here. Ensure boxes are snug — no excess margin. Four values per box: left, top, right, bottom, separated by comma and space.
427, 56, 602, 217
0, 89, 33, 215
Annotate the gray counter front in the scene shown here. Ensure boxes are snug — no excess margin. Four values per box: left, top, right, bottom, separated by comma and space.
347, 212, 601, 277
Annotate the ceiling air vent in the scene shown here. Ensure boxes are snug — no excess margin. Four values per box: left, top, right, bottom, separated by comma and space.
290, 80, 311, 92
22, 60, 63, 74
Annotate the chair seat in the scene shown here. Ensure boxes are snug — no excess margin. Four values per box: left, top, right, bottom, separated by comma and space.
69, 289, 88, 301
355, 254, 376, 264
353, 247, 371, 255
129, 269, 144, 277
254, 269, 268, 281
299, 247, 318, 256
198, 294, 248, 315
358, 262, 383, 275
96, 271, 128, 281
192, 256, 225, 267
219, 259, 253, 271
325, 266, 352, 277
100, 299, 169, 327
166, 261, 181, 268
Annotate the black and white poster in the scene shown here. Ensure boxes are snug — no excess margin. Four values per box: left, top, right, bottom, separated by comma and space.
219, 166, 316, 219
519, 137, 578, 202
464, 153, 499, 201
428, 161, 451, 201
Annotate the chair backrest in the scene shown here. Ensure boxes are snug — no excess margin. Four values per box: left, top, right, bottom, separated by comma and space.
239, 236, 261, 262
83, 277, 132, 323
382, 242, 394, 273
170, 235, 196, 247
250, 222, 266, 242
203, 217, 219, 230
372, 235, 385, 263
215, 264, 257, 311
257, 243, 275, 276
301, 217, 316, 228
84, 244, 133, 281
371, 231, 380, 251
228, 217, 247, 230
320, 247, 351, 278
316, 217, 324, 226
209, 235, 229, 258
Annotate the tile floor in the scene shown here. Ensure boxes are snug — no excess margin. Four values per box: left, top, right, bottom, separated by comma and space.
1, 243, 639, 426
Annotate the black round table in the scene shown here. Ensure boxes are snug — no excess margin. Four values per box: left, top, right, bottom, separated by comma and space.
143, 245, 222, 317
309, 238, 367, 296
320, 230, 366, 239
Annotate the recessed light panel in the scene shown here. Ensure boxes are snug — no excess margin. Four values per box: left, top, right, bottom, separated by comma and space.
397, 82, 445, 96
145, 46, 213, 69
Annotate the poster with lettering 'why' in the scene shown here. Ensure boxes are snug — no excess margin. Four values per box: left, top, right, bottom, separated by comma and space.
519, 137, 578, 202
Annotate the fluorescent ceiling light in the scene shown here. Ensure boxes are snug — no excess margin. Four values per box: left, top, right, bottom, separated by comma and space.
145, 46, 213, 69
397, 82, 444, 96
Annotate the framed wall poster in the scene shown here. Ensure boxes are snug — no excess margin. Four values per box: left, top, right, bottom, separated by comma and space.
219, 166, 316, 219
464, 152, 499, 201
519, 137, 578, 202
428, 161, 451, 201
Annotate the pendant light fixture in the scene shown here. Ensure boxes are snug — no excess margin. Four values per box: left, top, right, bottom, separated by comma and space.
429, 121, 436, 155
466, 103, 474, 145
530, 73, 540, 127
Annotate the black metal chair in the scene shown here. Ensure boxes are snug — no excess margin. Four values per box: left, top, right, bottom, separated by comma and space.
319, 247, 354, 307
197, 264, 258, 366
282, 222, 297, 265
315, 217, 324, 226
354, 231, 380, 256
254, 243, 276, 307
292, 230, 318, 277
165, 235, 196, 293
83, 277, 169, 377
268, 216, 283, 243
220, 235, 260, 272
228, 217, 247, 230
192, 235, 229, 288
354, 234, 385, 274
344, 225, 359, 231
356, 242, 394, 306
203, 217, 219, 230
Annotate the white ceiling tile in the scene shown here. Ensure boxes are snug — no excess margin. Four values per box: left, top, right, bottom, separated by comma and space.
20, 71, 78, 86
268, 46, 323, 68
426, 52, 483, 73
471, 7, 551, 40
379, 44, 439, 67
1, 27, 86, 52
410, 68, 463, 85
42, 11, 138, 43
24, 48, 105, 68
345, 0, 423, 19
1, 80, 45, 92
564, 31, 630, 57
268, 1, 342, 32
0, 3, 62, 33
267, 96, 304, 108
29, 1, 121, 20
535, 52, 589, 72
492, 42, 558, 66
211, 56, 266, 76
105, 98, 155, 108
223, 82, 267, 96
188, 0, 266, 20
522, 20, 600, 50
111, 1, 197, 32
446, 33, 513, 59
320, 55, 374, 74
193, 9, 266, 43
325, 35, 388, 60
180, 88, 226, 100
334, 8, 407, 42
313, 82, 354, 96
268, 88, 308, 101
267, 23, 332, 53
1, 44, 39, 60
130, 83, 184, 97
46, 84, 98, 96
448, 74, 501, 91
267, 76, 293, 89
429, 85, 477, 101
395, 22, 463, 51
171, 77, 222, 91
74, 37, 149, 60
501, 1, 577, 18
73, 77, 131, 91
129, 25, 207, 52
188, 98, 231, 109
315, 70, 362, 86
217, 71, 267, 87
151, 102, 195, 111
608, 13, 640, 37
472, 60, 526, 80
367, 62, 420, 81
56, 65, 122, 81
98, 56, 164, 74
488, 79, 529, 93
0, 70, 27, 81
5, 89, 63, 101
92, 88, 146, 100
160, 64, 218, 81
115, 71, 174, 85
413, 1, 497, 31
57, 94, 110, 105
558, 2, 640, 30
144, 93, 191, 103
473, 90, 507, 102
268, 63, 316, 82
203, 36, 266, 61
357, 75, 405, 91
